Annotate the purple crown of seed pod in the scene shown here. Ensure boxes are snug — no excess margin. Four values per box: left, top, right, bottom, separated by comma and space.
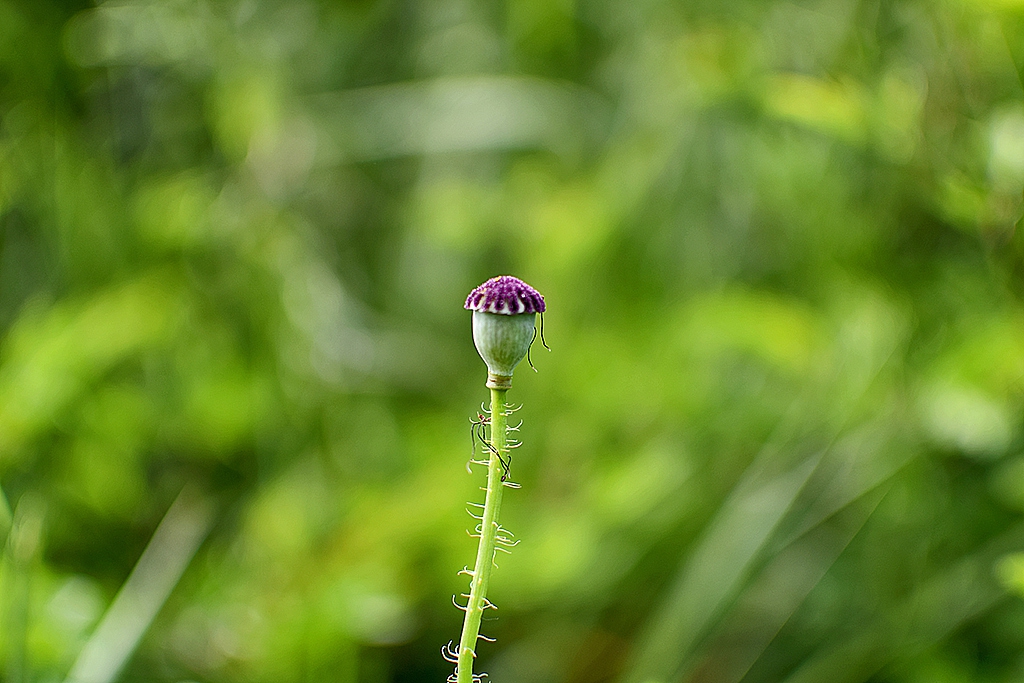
464, 275, 546, 315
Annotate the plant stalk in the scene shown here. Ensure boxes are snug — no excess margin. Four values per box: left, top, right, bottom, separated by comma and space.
456, 386, 508, 683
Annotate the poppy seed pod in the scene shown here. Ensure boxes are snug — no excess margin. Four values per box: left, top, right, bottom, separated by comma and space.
464, 276, 546, 389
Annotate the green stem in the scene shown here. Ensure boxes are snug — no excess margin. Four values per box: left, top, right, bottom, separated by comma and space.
456, 387, 508, 683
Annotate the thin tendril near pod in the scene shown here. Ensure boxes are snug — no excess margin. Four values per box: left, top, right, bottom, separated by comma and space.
527, 328, 537, 371
525, 313, 551, 372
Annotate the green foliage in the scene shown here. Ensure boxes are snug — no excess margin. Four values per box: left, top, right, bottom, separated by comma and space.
2, 0, 1024, 682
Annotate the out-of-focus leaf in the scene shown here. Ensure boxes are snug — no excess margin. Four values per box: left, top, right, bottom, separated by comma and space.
0, 272, 180, 465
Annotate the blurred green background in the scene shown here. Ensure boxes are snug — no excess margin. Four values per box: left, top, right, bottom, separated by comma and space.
3, 0, 1024, 682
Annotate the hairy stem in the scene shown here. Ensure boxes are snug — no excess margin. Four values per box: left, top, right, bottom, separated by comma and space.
456, 387, 508, 683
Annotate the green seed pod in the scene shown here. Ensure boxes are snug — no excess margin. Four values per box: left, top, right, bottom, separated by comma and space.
464, 276, 546, 389
471, 312, 536, 385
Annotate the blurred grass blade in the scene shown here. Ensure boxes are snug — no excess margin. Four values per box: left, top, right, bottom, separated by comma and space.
685, 421, 915, 681
622, 450, 823, 683
777, 427, 917, 550
690, 487, 888, 683
2, 495, 45, 683
0, 485, 20, 679
0, 484, 11, 545
779, 522, 1024, 683
63, 487, 214, 683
